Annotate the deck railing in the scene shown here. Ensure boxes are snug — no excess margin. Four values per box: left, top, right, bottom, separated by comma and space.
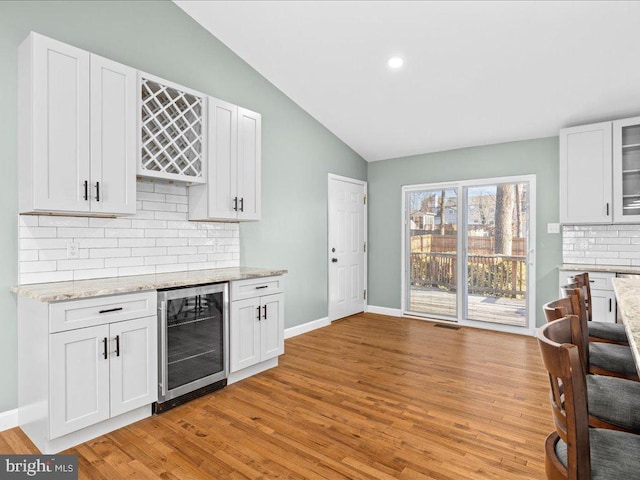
410, 252, 526, 298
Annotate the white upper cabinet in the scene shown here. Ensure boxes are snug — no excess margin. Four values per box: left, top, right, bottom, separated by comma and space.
189, 97, 262, 222
138, 74, 207, 184
613, 116, 640, 223
559, 122, 612, 224
19, 33, 136, 216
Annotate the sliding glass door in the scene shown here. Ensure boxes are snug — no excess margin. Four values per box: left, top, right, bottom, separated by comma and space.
406, 187, 459, 319
404, 176, 534, 329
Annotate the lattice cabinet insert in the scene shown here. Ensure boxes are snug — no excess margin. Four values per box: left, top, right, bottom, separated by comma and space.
139, 75, 206, 183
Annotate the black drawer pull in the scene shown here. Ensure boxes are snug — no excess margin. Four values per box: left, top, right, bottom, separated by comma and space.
103, 337, 108, 360
256, 305, 261, 320
115, 335, 120, 357
609, 299, 612, 312
99, 307, 123, 314
255, 285, 269, 290
263, 304, 267, 320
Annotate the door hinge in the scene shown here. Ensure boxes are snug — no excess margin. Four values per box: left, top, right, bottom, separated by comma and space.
363, 194, 367, 205
364, 241, 367, 253
364, 289, 367, 300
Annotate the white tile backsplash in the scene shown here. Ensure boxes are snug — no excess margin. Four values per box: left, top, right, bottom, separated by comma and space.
563, 225, 640, 267
18, 179, 240, 284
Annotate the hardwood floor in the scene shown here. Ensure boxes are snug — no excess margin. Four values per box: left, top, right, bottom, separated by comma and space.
0, 313, 551, 479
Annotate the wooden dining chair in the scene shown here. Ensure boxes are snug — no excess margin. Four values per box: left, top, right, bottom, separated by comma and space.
557, 286, 638, 381
537, 316, 640, 480
543, 298, 640, 434
569, 272, 628, 345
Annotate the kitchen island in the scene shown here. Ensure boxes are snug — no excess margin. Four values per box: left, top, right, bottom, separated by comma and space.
611, 277, 640, 376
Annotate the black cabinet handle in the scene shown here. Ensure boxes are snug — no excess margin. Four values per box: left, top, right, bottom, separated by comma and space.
609, 299, 612, 312
331, 258, 338, 263
99, 307, 123, 314
255, 285, 268, 290
233, 197, 238, 211
606, 203, 610, 216
83, 180, 88, 201
115, 335, 120, 357
263, 304, 267, 320
96, 182, 100, 202
240, 197, 244, 212
103, 337, 108, 360
256, 305, 261, 320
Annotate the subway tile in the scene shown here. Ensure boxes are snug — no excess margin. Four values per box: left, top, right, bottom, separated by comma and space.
618, 230, 640, 238
21, 239, 68, 250
136, 191, 166, 202
118, 266, 156, 277
118, 238, 156, 248
156, 264, 189, 274
176, 204, 189, 213
18, 216, 39, 227
58, 258, 104, 270
38, 216, 88, 227
595, 237, 630, 245
20, 261, 57, 273
144, 255, 178, 266
89, 218, 132, 229
131, 247, 167, 257
136, 180, 155, 193
562, 231, 584, 238
105, 229, 145, 238
154, 183, 187, 195
73, 268, 119, 281
167, 221, 197, 230
132, 210, 155, 220
156, 238, 188, 247
618, 252, 640, 259
189, 262, 217, 271
76, 238, 119, 248
105, 257, 144, 268
143, 201, 176, 212
584, 251, 618, 258
39, 249, 89, 261
154, 211, 187, 220
90, 248, 131, 259
20, 271, 73, 285
225, 223, 239, 230
58, 227, 105, 238
19, 227, 57, 238
165, 194, 188, 204
19, 250, 39, 262
216, 260, 238, 268
179, 254, 208, 263
607, 244, 640, 252
131, 219, 167, 229
596, 258, 631, 266
197, 245, 225, 254
225, 245, 240, 253
188, 237, 217, 246
167, 246, 198, 255
144, 229, 179, 238
585, 231, 618, 238
180, 229, 208, 238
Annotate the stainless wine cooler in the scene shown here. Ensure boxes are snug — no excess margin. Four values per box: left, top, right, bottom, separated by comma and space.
155, 283, 229, 412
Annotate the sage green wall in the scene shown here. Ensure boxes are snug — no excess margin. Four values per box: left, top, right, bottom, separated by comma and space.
0, 0, 366, 413
367, 137, 561, 327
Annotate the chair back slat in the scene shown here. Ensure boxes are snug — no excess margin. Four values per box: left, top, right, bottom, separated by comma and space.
537, 316, 591, 480
570, 273, 593, 322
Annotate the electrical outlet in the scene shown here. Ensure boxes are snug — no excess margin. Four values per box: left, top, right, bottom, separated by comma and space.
66, 242, 79, 259
547, 223, 560, 234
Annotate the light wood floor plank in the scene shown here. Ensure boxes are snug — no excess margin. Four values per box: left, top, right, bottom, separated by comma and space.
0, 313, 550, 479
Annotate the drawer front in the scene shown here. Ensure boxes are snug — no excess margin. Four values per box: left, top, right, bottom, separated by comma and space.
50, 292, 157, 333
587, 272, 615, 291
231, 276, 284, 301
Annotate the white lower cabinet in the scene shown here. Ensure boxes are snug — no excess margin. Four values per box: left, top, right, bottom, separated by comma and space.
229, 276, 285, 376
18, 292, 157, 453
558, 270, 616, 323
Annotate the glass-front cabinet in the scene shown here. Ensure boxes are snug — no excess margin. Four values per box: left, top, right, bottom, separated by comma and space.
614, 116, 640, 222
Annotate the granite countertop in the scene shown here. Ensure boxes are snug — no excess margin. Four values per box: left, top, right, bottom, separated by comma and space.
11, 267, 288, 302
611, 277, 640, 376
560, 264, 640, 275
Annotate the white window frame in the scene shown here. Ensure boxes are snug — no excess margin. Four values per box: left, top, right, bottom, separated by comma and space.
401, 174, 536, 336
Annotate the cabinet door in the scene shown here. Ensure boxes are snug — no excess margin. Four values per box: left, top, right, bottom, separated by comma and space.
31, 34, 90, 213
207, 97, 238, 220
237, 107, 262, 221
613, 116, 640, 222
260, 293, 284, 361
49, 325, 110, 439
90, 54, 137, 215
559, 122, 612, 224
591, 290, 616, 324
109, 316, 157, 417
230, 297, 261, 373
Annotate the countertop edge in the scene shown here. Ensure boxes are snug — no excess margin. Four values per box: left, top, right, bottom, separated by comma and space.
611, 277, 640, 377
560, 264, 640, 275
11, 267, 288, 303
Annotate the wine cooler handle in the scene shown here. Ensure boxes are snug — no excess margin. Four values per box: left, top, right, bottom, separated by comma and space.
160, 301, 167, 398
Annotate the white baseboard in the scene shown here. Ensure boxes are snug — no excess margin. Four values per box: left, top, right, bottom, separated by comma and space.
284, 317, 330, 339
366, 305, 402, 317
0, 408, 19, 432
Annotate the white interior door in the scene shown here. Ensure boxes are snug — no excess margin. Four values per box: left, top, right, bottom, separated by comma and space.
328, 175, 367, 321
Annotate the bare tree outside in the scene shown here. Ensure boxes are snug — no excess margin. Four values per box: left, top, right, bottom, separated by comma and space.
494, 184, 515, 255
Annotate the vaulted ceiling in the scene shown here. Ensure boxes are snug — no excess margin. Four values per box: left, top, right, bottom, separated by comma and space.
175, 1, 640, 161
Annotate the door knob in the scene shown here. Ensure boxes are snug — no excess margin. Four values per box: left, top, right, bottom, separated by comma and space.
331, 258, 338, 263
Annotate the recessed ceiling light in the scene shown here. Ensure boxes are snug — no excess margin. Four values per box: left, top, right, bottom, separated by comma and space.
387, 56, 404, 69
